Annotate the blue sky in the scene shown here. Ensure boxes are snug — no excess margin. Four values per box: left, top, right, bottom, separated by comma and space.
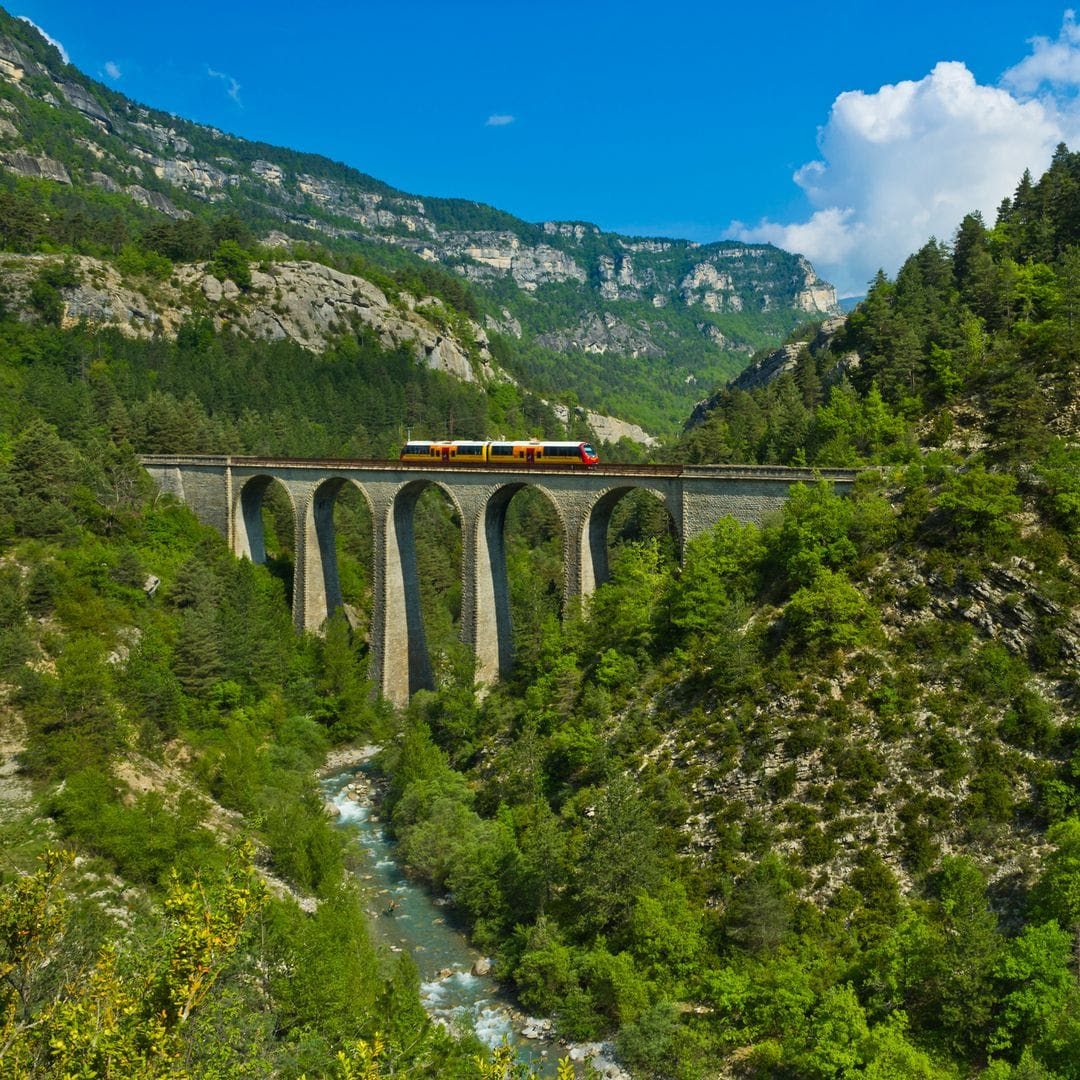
15, 2, 1080, 295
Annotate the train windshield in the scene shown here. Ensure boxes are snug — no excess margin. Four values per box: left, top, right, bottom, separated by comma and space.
583, 444, 597, 457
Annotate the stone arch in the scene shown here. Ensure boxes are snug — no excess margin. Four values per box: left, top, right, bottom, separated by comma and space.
383, 478, 464, 699
299, 476, 375, 633
474, 482, 568, 685
581, 484, 678, 596
233, 474, 298, 567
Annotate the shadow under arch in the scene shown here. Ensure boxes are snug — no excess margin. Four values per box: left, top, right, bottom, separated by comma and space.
478, 481, 567, 684
235, 474, 298, 565
583, 485, 679, 596
384, 477, 464, 699
302, 475, 375, 633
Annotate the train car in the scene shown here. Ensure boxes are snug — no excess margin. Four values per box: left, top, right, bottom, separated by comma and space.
399, 440, 599, 466
400, 440, 487, 464
399, 440, 440, 463
446, 442, 489, 464
487, 440, 598, 466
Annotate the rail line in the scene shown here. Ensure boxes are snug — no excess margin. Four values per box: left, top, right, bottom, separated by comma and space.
139, 454, 859, 483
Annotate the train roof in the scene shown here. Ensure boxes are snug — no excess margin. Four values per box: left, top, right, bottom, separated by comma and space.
402, 439, 594, 447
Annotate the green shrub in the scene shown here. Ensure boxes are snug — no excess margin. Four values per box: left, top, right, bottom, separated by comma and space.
962, 642, 1028, 701
210, 239, 252, 290
615, 1000, 679, 1074
785, 570, 878, 653
937, 467, 1021, 551
115, 243, 173, 280
1000, 689, 1055, 750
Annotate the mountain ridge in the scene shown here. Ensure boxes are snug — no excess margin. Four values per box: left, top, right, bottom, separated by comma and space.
0, 8, 837, 435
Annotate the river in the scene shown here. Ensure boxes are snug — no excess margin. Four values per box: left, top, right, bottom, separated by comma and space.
322, 766, 572, 1075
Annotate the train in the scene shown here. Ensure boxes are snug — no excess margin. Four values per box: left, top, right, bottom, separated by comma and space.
400, 439, 600, 466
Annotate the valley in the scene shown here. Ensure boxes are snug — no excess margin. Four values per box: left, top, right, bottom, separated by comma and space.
1, 8, 1080, 1080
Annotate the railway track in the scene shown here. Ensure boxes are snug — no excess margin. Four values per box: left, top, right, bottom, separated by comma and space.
139, 454, 859, 483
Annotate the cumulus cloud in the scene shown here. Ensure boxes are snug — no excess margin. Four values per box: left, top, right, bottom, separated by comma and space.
731, 18, 1080, 297
1003, 9, 1080, 92
207, 66, 242, 106
485, 114, 515, 127
16, 15, 68, 63
103, 60, 121, 80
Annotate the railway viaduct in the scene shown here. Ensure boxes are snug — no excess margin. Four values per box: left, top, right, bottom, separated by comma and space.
140, 455, 859, 705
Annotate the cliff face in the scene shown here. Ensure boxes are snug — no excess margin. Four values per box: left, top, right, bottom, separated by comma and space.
2, 251, 660, 444
0, 12, 839, 432
0, 254, 490, 379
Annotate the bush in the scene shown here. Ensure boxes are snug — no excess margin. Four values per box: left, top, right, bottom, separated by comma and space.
1000, 689, 1055, 750
938, 467, 1021, 551
210, 239, 253, 290
115, 243, 173, 280
962, 642, 1028, 701
50, 768, 219, 883
785, 570, 878, 653
615, 1000, 679, 1074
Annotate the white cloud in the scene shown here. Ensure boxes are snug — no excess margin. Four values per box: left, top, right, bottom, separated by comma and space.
104, 60, 121, 80
1003, 9, 1080, 92
485, 114, 515, 127
732, 20, 1080, 298
16, 15, 68, 63
207, 66, 242, 106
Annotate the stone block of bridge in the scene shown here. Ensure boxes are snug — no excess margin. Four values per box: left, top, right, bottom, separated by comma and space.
142, 457, 233, 541
680, 466, 857, 542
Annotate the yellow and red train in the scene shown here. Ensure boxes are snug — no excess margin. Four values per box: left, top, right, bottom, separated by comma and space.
400, 439, 599, 466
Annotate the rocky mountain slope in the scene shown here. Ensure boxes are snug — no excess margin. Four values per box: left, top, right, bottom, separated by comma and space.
0, 10, 837, 434
0, 250, 656, 446
2, 251, 499, 382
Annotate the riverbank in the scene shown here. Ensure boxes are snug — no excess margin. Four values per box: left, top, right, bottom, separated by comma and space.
319, 743, 381, 777
322, 756, 631, 1079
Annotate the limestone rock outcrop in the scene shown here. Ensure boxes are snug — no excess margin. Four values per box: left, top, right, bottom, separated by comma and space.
546, 400, 657, 447
731, 341, 808, 391
793, 256, 839, 313
0, 152, 70, 184
536, 311, 661, 358
0, 254, 496, 384
59, 81, 110, 127
730, 314, 847, 393
441, 231, 587, 291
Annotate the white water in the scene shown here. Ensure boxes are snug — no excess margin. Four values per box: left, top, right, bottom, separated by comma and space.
323, 770, 558, 1071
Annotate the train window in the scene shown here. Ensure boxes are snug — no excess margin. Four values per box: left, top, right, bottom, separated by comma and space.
583, 445, 596, 456
491, 444, 512, 455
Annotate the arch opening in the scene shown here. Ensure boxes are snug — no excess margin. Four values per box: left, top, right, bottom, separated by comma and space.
306, 477, 374, 636
487, 484, 566, 684
236, 475, 296, 607
390, 480, 464, 698
586, 486, 679, 594
332, 483, 375, 631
